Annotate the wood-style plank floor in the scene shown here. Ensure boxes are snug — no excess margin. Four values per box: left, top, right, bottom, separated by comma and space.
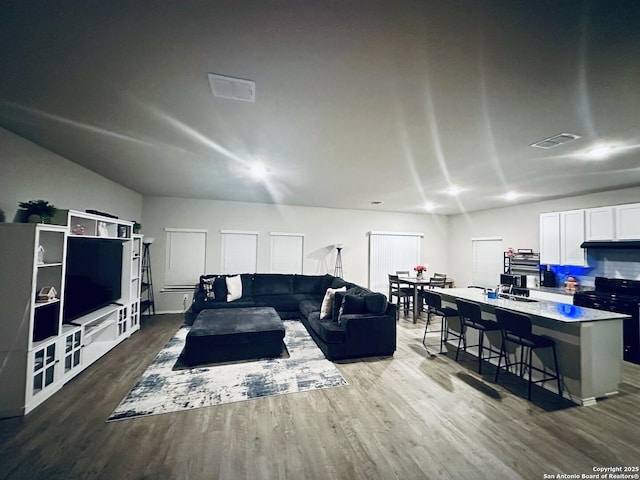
1, 313, 639, 480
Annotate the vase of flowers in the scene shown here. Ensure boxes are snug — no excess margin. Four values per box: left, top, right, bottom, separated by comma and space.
414, 265, 427, 280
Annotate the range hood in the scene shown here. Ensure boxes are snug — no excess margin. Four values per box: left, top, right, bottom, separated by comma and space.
581, 240, 640, 249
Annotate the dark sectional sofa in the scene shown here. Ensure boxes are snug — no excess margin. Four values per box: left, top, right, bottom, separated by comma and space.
191, 273, 397, 360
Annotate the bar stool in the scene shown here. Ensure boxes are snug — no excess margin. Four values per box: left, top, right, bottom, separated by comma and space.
494, 307, 562, 400
421, 290, 458, 352
454, 299, 502, 374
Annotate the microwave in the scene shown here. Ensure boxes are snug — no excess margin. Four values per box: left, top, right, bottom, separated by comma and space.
500, 273, 527, 288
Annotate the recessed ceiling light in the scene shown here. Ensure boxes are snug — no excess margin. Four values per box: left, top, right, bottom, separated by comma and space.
585, 145, 614, 160
248, 163, 270, 178
504, 191, 520, 201
445, 185, 463, 196
424, 202, 436, 211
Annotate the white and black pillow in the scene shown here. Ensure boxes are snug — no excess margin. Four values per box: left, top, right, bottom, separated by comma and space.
201, 277, 216, 301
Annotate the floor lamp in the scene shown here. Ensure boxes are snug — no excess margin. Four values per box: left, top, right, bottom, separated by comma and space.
334, 244, 343, 278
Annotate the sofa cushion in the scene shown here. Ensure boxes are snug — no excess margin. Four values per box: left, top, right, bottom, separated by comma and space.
251, 274, 294, 295
364, 292, 388, 315
320, 286, 346, 319
306, 311, 345, 344
254, 294, 300, 312
199, 275, 228, 302
299, 299, 322, 318
330, 277, 349, 290
320, 274, 336, 293
293, 275, 325, 294
336, 294, 367, 325
226, 275, 243, 302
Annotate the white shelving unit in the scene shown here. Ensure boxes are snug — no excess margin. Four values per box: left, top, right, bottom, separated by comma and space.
0, 210, 140, 418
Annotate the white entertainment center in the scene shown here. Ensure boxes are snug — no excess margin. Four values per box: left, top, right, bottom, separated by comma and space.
0, 210, 143, 418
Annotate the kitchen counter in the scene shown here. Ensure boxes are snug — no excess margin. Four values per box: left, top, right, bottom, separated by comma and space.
435, 288, 629, 406
440, 288, 627, 323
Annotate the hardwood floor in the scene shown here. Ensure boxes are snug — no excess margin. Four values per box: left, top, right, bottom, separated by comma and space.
1, 313, 639, 480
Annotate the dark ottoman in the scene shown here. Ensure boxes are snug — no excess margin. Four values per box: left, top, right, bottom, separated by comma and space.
183, 307, 285, 365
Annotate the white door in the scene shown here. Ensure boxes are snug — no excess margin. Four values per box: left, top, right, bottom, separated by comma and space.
471, 238, 503, 288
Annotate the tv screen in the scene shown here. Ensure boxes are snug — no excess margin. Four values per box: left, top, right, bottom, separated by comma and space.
63, 237, 123, 322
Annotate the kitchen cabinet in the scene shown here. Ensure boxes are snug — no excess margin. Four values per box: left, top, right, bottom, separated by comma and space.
615, 203, 640, 240
540, 212, 561, 265
560, 210, 587, 266
539, 210, 586, 266
585, 206, 615, 241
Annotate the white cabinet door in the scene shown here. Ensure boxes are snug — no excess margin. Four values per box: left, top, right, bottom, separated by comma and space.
540, 212, 561, 265
560, 210, 587, 266
615, 203, 640, 240
585, 206, 615, 241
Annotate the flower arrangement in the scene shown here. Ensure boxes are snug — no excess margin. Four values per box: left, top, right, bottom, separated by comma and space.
414, 265, 427, 279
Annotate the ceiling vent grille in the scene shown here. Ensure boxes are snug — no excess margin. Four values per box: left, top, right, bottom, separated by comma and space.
531, 132, 580, 149
208, 73, 255, 103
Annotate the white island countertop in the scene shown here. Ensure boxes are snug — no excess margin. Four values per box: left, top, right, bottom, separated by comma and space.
435, 287, 628, 406
438, 288, 630, 324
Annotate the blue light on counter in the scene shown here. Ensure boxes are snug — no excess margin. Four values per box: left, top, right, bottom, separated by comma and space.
557, 303, 580, 318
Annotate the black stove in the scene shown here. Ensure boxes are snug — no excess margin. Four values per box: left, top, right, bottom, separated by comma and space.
574, 276, 640, 364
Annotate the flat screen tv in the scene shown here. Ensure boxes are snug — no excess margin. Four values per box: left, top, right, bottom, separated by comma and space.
63, 237, 123, 322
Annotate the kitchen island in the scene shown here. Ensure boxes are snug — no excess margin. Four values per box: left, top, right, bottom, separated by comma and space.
436, 288, 629, 406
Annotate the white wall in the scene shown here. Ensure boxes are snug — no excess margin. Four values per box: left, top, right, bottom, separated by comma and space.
448, 186, 640, 288
0, 127, 142, 222
142, 196, 449, 313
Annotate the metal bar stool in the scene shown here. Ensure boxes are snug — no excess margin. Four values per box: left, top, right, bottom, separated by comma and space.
454, 299, 502, 374
421, 290, 458, 352
494, 307, 562, 400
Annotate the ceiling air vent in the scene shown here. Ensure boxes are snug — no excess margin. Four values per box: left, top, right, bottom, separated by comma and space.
208, 73, 255, 103
531, 133, 580, 149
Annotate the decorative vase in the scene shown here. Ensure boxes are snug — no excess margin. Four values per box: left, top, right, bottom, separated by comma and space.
417, 271, 423, 280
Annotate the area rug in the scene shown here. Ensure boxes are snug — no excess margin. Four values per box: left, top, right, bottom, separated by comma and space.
108, 320, 348, 421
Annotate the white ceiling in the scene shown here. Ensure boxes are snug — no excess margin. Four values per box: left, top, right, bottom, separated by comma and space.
2, 1, 640, 215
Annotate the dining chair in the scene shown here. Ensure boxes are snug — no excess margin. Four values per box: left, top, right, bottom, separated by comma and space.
428, 276, 447, 289
388, 274, 413, 320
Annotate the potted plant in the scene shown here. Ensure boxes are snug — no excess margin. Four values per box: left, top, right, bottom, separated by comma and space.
18, 200, 58, 223
133, 221, 141, 234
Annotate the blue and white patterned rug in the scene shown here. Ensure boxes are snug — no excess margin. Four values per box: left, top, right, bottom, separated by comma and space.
108, 320, 348, 421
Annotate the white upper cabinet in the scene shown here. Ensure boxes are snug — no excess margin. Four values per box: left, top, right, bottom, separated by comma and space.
540, 210, 587, 266
615, 203, 640, 240
560, 210, 587, 266
540, 212, 561, 265
585, 206, 615, 241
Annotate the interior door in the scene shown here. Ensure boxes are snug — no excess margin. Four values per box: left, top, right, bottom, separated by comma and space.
471, 238, 503, 288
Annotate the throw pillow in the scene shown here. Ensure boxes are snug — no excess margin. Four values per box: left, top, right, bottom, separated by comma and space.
336, 294, 367, 325
226, 275, 243, 302
319, 286, 346, 319
202, 277, 216, 301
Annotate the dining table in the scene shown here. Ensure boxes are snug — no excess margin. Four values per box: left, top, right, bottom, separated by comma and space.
397, 276, 454, 323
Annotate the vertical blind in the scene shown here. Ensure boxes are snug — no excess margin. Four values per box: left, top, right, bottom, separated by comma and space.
164, 228, 207, 288
220, 230, 258, 274
369, 231, 422, 295
269, 233, 304, 274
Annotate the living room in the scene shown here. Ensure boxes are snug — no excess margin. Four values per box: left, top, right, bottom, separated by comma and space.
2, 1, 640, 478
